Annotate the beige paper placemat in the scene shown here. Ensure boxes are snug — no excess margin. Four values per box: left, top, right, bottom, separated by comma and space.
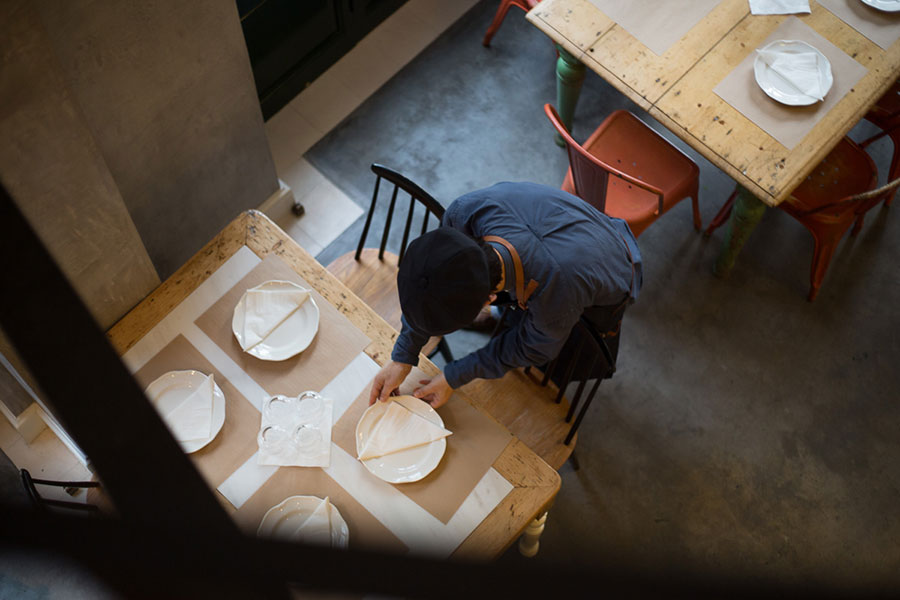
588, 0, 724, 55
233, 466, 408, 554
332, 368, 513, 525
134, 335, 260, 491
195, 254, 371, 398
713, 17, 868, 149
818, 0, 900, 50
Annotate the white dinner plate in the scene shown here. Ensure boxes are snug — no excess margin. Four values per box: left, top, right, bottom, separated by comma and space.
231, 280, 320, 361
145, 370, 226, 453
355, 396, 447, 484
860, 0, 900, 12
257, 495, 349, 548
753, 40, 833, 106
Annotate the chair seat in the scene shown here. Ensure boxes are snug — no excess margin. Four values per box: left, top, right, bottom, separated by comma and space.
327, 248, 403, 331
326, 248, 441, 356
562, 168, 662, 236
583, 110, 699, 210
782, 137, 878, 223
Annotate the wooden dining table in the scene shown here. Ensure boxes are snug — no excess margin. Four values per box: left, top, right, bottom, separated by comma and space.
526, 0, 900, 273
101, 210, 560, 561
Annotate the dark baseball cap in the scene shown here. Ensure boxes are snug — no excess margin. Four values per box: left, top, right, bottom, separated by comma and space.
397, 228, 491, 336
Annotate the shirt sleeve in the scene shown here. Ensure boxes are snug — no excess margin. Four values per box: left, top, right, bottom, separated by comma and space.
443, 307, 578, 388
390, 314, 431, 366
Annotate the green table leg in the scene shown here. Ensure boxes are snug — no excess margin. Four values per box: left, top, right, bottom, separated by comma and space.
713, 186, 767, 278
554, 45, 586, 147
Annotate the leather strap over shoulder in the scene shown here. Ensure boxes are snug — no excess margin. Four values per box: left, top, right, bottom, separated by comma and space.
483, 235, 539, 309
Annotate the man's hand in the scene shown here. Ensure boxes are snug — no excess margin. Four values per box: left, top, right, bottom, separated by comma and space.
369, 361, 413, 405
413, 373, 453, 409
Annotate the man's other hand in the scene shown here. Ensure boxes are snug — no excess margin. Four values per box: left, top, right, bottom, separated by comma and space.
413, 373, 453, 409
368, 361, 413, 405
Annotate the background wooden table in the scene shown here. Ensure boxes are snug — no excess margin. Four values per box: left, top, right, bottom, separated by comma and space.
105, 210, 560, 561
526, 0, 900, 271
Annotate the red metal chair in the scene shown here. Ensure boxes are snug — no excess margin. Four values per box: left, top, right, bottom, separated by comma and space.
859, 77, 900, 207
544, 103, 701, 237
482, 0, 540, 47
705, 137, 900, 301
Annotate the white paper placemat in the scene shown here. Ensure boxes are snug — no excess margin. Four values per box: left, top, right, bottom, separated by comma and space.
818, 0, 900, 50
587, 0, 725, 55
713, 17, 868, 149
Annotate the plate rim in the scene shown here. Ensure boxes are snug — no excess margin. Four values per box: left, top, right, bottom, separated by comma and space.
860, 0, 900, 12
144, 369, 226, 453
355, 395, 447, 484
231, 279, 320, 361
753, 39, 833, 106
256, 494, 349, 548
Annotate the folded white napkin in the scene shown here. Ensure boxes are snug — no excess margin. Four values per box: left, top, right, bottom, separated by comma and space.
358, 399, 452, 461
164, 374, 214, 442
258, 393, 333, 467
757, 47, 825, 101
237, 285, 310, 351
288, 496, 333, 546
749, 0, 810, 14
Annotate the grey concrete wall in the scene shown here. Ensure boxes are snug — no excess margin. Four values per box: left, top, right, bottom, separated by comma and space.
35, 0, 281, 278
0, 0, 160, 331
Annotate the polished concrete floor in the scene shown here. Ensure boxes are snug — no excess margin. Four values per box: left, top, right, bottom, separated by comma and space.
2, 0, 898, 597
306, 0, 900, 594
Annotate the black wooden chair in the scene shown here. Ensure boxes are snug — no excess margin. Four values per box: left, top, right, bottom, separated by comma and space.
491, 305, 615, 439
21, 468, 100, 514
467, 310, 615, 472
326, 164, 453, 362
523, 316, 615, 446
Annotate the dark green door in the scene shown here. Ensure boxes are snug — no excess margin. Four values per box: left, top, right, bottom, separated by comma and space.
237, 0, 408, 120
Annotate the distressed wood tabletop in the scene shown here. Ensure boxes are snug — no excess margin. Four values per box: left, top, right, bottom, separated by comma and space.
105, 211, 560, 561
527, 0, 900, 206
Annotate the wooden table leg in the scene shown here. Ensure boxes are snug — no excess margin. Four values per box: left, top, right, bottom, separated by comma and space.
518, 511, 548, 557
554, 45, 585, 147
713, 186, 767, 278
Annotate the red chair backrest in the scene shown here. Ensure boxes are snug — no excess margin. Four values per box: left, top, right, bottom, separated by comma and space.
545, 104, 612, 213
544, 104, 665, 217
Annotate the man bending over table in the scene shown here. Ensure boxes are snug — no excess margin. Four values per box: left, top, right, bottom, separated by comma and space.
369, 181, 642, 409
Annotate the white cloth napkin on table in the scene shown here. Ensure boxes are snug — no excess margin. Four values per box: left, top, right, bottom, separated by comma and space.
749, 0, 810, 14
287, 496, 333, 546
757, 47, 826, 101
164, 374, 214, 442
357, 400, 452, 461
237, 286, 309, 351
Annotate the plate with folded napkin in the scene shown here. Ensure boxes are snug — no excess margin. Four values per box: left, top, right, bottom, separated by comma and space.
231, 280, 319, 361
754, 39, 833, 106
356, 395, 452, 484
861, 0, 900, 12
257, 495, 349, 548
145, 370, 226, 453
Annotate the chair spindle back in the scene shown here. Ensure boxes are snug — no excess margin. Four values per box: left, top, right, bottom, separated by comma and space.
520, 316, 615, 445
356, 163, 445, 264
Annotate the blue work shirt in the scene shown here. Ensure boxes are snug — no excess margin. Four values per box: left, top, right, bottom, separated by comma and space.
391, 182, 642, 389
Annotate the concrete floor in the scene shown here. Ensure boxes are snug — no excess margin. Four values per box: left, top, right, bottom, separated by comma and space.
2, 0, 898, 597
306, 0, 900, 594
